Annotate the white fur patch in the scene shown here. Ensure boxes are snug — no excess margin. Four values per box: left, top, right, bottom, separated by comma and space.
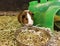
26, 12, 33, 26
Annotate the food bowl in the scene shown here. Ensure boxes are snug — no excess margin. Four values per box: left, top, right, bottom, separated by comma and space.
15, 26, 52, 46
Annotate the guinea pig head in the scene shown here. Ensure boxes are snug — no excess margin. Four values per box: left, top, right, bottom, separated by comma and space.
18, 10, 34, 26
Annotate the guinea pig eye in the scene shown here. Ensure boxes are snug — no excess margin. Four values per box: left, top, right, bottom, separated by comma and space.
22, 15, 25, 18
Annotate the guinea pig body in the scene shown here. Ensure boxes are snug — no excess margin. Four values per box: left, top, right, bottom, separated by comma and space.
18, 10, 34, 26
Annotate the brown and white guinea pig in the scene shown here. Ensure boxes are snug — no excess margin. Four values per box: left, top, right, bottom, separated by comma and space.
18, 10, 34, 26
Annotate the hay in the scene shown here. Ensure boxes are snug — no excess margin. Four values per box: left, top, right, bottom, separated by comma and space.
0, 16, 21, 46
0, 16, 60, 46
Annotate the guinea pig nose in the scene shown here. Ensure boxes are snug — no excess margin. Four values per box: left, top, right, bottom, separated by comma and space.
28, 23, 33, 26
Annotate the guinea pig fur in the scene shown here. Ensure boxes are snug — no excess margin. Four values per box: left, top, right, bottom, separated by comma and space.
18, 10, 34, 26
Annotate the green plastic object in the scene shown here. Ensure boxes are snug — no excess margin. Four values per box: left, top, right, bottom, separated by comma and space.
29, 0, 60, 32
44, 6, 60, 31
40, 0, 47, 3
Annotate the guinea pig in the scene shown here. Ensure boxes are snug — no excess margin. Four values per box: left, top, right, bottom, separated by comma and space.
18, 10, 34, 26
